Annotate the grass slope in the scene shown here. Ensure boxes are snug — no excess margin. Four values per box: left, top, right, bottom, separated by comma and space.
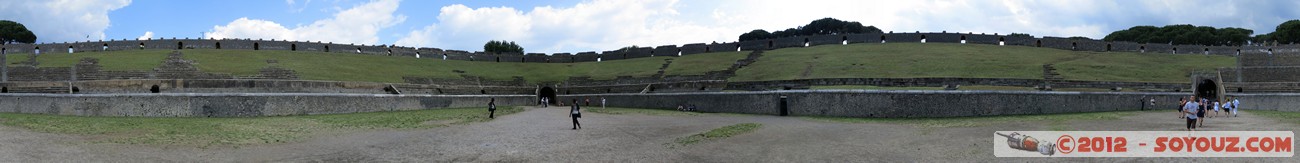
9, 49, 745, 83
7, 43, 1233, 84
732, 43, 1234, 83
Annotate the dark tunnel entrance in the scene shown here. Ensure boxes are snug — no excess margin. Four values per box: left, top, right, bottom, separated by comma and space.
539, 87, 557, 105
1196, 79, 1218, 101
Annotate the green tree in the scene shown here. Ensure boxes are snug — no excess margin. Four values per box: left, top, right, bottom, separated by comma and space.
483, 40, 523, 54
1272, 20, 1300, 44
0, 20, 37, 44
738, 29, 772, 41
737, 17, 883, 41
1102, 24, 1252, 46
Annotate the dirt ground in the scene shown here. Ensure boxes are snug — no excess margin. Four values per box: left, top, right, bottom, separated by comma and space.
0, 106, 1297, 162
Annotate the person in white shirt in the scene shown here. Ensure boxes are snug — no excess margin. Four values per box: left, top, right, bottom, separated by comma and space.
601, 97, 606, 109
1231, 97, 1240, 117
1183, 96, 1199, 131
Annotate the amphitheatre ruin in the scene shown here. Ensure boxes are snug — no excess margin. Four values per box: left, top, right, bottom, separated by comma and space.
1, 29, 1298, 161
1, 31, 1297, 117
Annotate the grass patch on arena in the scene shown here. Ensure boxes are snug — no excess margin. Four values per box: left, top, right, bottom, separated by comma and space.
672, 123, 763, 147
806, 110, 1143, 128
0, 106, 520, 147
1246, 110, 1300, 124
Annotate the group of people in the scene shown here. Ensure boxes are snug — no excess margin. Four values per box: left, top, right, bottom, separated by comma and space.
1179, 96, 1240, 131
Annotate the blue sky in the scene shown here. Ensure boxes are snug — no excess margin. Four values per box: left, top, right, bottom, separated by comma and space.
3, 0, 1299, 53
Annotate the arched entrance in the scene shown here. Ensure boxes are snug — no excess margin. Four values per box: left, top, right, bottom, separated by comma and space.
1196, 79, 1218, 101
539, 87, 557, 105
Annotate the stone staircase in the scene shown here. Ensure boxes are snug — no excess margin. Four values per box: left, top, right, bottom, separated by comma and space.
652, 58, 674, 79
1041, 64, 1062, 90
4, 87, 69, 93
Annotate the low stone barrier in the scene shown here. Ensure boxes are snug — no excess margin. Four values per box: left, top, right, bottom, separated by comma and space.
0, 93, 531, 117
561, 90, 1197, 118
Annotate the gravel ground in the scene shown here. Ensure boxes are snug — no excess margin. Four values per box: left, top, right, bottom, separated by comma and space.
0, 106, 1296, 162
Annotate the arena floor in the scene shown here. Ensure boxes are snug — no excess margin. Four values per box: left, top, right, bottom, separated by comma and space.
0, 106, 1296, 162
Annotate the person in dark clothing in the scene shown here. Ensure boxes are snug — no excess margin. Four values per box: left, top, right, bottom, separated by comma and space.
488, 98, 497, 119
570, 99, 582, 130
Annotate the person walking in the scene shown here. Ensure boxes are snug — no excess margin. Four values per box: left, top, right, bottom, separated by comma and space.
585, 98, 591, 106
570, 99, 582, 130
1177, 97, 1186, 119
1183, 97, 1199, 131
488, 98, 497, 119
601, 97, 606, 109
1197, 98, 1208, 127
1231, 97, 1240, 117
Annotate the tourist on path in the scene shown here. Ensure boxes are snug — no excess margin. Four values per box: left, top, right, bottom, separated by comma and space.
601, 97, 606, 109
1231, 97, 1240, 117
1177, 97, 1186, 119
570, 99, 582, 130
1197, 98, 1207, 127
1183, 97, 1199, 131
488, 98, 497, 119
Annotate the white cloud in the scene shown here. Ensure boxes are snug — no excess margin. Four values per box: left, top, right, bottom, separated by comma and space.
0, 0, 130, 43
397, 0, 1299, 53
396, 0, 741, 53
206, 0, 405, 45
137, 31, 154, 40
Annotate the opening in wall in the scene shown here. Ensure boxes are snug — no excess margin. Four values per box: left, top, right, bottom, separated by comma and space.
998, 37, 1005, 46
960, 35, 967, 44
442, 54, 447, 60
1203, 48, 1209, 55
356, 48, 361, 54
324, 46, 330, 52
139, 43, 145, 49
34, 47, 39, 54
254, 43, 260, 50
177, 42, 183, 50
1140, 45, 1145, 53
415, 52, 420, 58
842, 36, 848, 45
215, 42, 221, 49
767, 40, 773, 49
102, 43, 108, 51
803, 38, 810, 47
1071, 42, 1077, 50
150, 85, 160, 93
1035, 40, 1042, 47
1106, 43, 1112, 51
920, 35, 927, 43
68, 46, 73, 54
705, 46, 711, 52
291, 44, 297, 51
880, 35, 887, 43
1, 87, 6, 93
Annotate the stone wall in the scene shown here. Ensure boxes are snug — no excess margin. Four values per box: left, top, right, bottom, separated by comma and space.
1230, 93, 1300, 112
0, 32, 1274, 65
560, 90, 1192, 118
0, 93, 532, 117
726, 78, 1185, 91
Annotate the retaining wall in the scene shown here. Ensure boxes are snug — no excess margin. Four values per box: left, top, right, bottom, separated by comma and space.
561, 90, 1193, 118
0, 93, 532, 117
